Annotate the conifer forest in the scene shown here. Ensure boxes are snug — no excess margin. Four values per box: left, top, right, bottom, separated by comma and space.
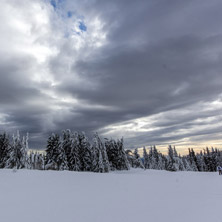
0, 130, 221, 173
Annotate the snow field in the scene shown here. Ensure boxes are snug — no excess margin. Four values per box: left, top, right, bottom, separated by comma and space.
0, 169, 221, 222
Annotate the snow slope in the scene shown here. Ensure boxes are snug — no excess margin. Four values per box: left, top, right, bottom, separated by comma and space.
0, 169, 221, 222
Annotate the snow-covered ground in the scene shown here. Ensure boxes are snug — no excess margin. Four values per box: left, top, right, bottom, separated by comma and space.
0, 169, 221, 222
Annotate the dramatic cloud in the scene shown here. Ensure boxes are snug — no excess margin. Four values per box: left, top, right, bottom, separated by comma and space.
1, 0, 222, 151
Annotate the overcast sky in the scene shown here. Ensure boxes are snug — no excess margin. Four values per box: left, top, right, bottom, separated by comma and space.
1, 0, 222, 152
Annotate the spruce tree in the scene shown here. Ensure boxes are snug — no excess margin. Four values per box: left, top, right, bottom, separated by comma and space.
133, 148, 144, 169
143, 147, 149, 169
187, 148, 198, 171
6, 131, 27, 169
92, 133, 109, 173
45, 133, 60, 170
117, 138, 130, 170
62, 130, 72, 170
106, 138, 130, 171
91, 140, 101, 172
0, 132, 10, 168
69, 132, 81, 171
148, 146, 155, 169
166, 145, 177, 171
21, 133, 29, 169
158, 153, 165, 170
152, 146, 159, 169
78, 132, 92, 171
105, 139, 117, 170
57, 144, 69, 171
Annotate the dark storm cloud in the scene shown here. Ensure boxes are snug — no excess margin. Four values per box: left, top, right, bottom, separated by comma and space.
1, 0, 222, 149
72, 35, 222, 106
56, 35, 222, 132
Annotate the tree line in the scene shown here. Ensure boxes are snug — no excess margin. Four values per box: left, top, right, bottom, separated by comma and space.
0, 130, 221, 172
131, 145, 222, 172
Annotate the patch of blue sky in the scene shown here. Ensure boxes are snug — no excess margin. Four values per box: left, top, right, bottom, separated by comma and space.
50, 0, 56, 9
67, 11, 73, 18
50, 0, 65, 10
79, 21, 87, 32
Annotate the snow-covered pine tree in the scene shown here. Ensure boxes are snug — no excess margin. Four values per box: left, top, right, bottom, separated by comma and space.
143, 147, 149, 169
98, 149, 104, 173
6, 131, 27, 169
157, 153, 165, 170
162, 154, 168, 170
174, 156, 185, 171
32, 152, 40, 170
91, 140, 99, 172
28, 151, 35, 169
172, 146, 184, 171
173, 146, 178, 157
34, 153, 45, 170
101, 142, 110, 172
62, 129, 72, 170
21, 133, 29, 169
95, 133, 110, 172
105, 139, 115, 170
217, 149, 222, 168
148, 146, 156, 169
182, 156, 193, 171
57, 142, 69, 171
45, 133, 60, 170
215, 148, 222, 170
196, 151, 206, 172
203, 147, 211, 171
92, 133, 105, 172
40, 153, 45, 170
69, 132, 81, 171
210, 148, 217, 171
133, 148, 144, 169
166, 145, 177, 171
0, 132, 10, 168
34, 152, 39, 169
106, 138, 130, 171
187, 148, 198, 171
152, 146, 159, 169
117, 138, 130, 170
78, 132, 92, 171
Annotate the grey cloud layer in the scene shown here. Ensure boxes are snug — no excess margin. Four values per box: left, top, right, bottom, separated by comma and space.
0, 0, 222, 149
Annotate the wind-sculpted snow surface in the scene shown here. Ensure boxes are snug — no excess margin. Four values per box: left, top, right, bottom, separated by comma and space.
0, 169, 221, 222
